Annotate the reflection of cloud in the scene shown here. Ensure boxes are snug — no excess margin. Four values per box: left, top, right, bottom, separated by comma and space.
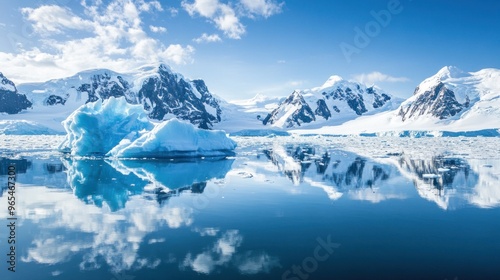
182, 230, 279, 275
235, 251, 280, 275
0, 156, 234, 273
193, 227, 220, 236
22, 236, 91, 264
183, 230, 242, 274
1, 186, 192, 272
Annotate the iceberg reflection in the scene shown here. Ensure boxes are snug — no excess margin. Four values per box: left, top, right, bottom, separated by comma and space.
62, 158, 234, 210
0, 156, 236, 274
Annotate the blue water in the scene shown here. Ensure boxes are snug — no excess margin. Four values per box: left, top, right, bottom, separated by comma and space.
1, 143, 500, 280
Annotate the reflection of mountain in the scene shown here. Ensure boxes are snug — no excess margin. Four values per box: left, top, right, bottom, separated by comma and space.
63, 158, 234, 210
0, 157, 32, 175
394, 156, 500, 209
263, 145, 398, 202
0, 157, 67, 197
261, 145, 500, 208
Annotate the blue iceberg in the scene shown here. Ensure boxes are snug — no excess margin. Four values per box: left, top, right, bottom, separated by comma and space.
59, 97, 236, 158
108, 118, 237, 158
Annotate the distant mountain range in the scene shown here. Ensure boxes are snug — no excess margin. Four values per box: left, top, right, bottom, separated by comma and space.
261, 75, 401, 128
291, 66, 500, 136
1, 65, 499, 135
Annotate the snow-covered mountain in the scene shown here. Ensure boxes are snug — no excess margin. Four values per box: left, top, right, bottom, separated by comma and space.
262, 76, 401, 128
294, 66, 500, 136
398, 66, 500, 122
0, 72, 32, 114
2, 64, 222, 132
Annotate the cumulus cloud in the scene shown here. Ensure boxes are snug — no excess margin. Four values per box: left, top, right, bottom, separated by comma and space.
194, 33, 222, 43
239, 0, 284, 18
214, 4, 245, 39
353, 71, 410, 85
183, 0, 220, 18
21, 5, 95, 35
1, 0, 193, 83
149, 25, 167, 33
182, 0, 283, 39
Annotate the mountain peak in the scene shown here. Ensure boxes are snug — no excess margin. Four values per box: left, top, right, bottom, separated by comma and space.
0, 72, 17, 92
321, 75, 344, 89
435, 66, 467, 79
158, 63, 172, 72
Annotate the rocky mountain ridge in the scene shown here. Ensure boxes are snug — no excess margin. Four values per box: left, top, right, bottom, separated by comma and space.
6, 64, 222, 129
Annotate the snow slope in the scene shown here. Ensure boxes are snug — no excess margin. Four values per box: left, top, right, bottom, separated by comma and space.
213, 94, 285, 133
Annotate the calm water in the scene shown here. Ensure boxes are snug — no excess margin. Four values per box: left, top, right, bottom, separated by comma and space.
1, 141, 500, 280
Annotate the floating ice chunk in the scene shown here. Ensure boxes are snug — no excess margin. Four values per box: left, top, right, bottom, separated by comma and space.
230, 129, 290, 137
422, 174, 440, 179
58, 97, 154, 156
107, 118, 237, 158
0, 120, 63, 135
437, 168, 450, 172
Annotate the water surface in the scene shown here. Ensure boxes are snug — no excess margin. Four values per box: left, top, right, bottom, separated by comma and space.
1, 138, 500, 280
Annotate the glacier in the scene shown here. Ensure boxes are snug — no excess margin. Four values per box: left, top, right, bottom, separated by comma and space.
59, 97, 236, 158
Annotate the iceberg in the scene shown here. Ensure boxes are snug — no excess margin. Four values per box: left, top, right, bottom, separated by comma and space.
59, 97, 154, 156
108, 118, 237, 158
59, 96, 236, 158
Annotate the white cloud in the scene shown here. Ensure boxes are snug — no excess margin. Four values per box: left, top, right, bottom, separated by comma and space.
239, 0, 283, 18
1, 0, 194, 83
182, 0, 220, 18
169, 7, 179, 17
162, 44, 195, 64
194, 33, 222, 43
214, 4, 245, 39
182, 0, 282, 40
182, 0, 245, 39
21, 5, 95, 35
149, 25, 167, 33
137, 0, 163, 12
353, 71, 410, 85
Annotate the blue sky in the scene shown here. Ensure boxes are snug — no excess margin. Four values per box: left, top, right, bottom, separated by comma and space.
1, 0, 499, 100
